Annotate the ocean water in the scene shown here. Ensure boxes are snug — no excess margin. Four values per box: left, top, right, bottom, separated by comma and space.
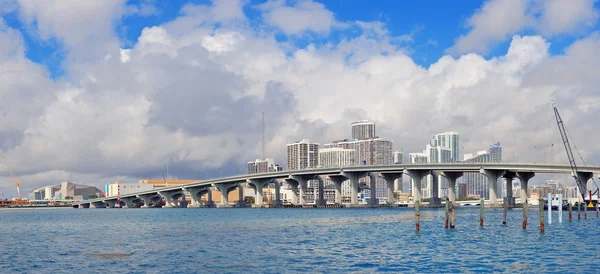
0, 207, 599, 273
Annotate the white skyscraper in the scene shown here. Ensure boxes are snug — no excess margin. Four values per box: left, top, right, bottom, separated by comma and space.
434, 132, 460, 162
286, 139, 319, 171
351, 120, 376, 140
318, 148, 355, 168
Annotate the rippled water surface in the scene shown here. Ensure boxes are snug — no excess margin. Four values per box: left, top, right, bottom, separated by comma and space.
1, 207, 599, 273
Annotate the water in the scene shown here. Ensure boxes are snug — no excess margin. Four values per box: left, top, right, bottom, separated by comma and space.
1, 207, 599, 273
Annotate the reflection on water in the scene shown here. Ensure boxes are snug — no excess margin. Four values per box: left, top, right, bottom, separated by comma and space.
0, 207, 598, 273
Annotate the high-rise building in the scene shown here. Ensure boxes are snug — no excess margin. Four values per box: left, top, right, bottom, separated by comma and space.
247, 158, 283, 174
434, 132, 460, 162
461, 142, 503, 199
351, 120, 376, 140
286, 139, 319, 171
318, 148, 355, 168
393, 151, 403, 164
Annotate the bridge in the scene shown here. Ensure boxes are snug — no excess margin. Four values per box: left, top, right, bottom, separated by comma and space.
73, 162, 600, 209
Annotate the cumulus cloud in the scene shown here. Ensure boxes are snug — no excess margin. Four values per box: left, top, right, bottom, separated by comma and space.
449, 0, 600, 55
257, 0, 339, 35
1, 0, 600, 198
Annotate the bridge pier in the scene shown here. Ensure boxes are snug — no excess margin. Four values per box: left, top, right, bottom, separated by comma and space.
439, 171, 463, 203
137, 194, 161, 208
90, 201, 107, 208
328, 175, 346, 205
213, 182, 241, 207
248, 179, 271, 207
503, 172, 516, 207
290, 175, 315, 206
480, 169, 505, 206
381, 173, 402, 205
284, 178, 300, 204
404, 169, 430, 204
368, 173, 378, 205
104, 200, 117, 208
315, 176, 326, 206
517, 172, 535, 204
272, 180, 282, 206
343, 172, 367, 205
186, 187, 213, 207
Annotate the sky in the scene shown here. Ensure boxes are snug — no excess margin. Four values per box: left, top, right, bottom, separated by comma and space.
1, 0, 600, 198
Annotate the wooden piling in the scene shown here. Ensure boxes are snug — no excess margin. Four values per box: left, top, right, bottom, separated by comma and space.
444, 200, 449, 229
596, 202, 598, 218
415, 201, 420, 232
502, 199, 508, 225
578, 202, 581, 220
480, 199, 484, 227
568, 202, 572, 222
450, 201, 456, 229
539, 198, 544, 234
584, 203, 587, 219
522, 200, 528, 229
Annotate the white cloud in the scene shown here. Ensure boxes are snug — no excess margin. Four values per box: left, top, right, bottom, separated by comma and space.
257, 0, 338, 35
119, 48, 131, 63
449, 0, 600, 55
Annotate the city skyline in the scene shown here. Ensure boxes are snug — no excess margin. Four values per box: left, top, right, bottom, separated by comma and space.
1, 0, 599, 198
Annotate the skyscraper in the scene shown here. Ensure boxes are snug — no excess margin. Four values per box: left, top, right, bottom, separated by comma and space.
434, 132, 460, 162
247, 158, 282, 174
351, 120, 376, 140
318, 148, 355, 168
461, 142, 503, 199
286, 139, 319, 171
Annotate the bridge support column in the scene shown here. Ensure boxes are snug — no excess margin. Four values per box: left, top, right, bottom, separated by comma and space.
480, 169, 505, 206
404, 169, 430, 205
430, 174, 441, 207
121, 197, 135, 208
343, 172, 367, 205
368, 173, 378, 205
213, 183, 238, 207
503, 171, 516, 207
284, 178, 299, 204
328, 176, 345, 205
236, 184, 246, 207
381, 173, 402, 205
248, 179, 270, 207
159, 191, 175, 208
315, 176, 326, 206
272, 180, 282, 206
576, 172, 593, 200
517, 172, 535, 204
439, 171, 463, 203
104, 200, 117, 208
290, 175, 313, 205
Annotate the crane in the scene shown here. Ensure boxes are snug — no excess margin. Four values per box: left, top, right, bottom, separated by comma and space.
2, 156, 23, 201
552, 102, 598, 203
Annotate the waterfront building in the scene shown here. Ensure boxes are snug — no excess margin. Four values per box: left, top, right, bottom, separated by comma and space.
286, 139, 319, 171
351, 120, 376, 140
29, 182, 102, 201
247, 158, 283, 174
105, 181, 154, 197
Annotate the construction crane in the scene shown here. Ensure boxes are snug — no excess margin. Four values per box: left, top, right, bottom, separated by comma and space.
2, 156, 23, 201
552, 102, 598, 203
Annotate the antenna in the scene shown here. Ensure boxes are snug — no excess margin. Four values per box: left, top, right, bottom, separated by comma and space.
261, 112, 265, 160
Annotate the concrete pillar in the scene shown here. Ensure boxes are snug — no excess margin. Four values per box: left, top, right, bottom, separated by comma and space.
236, 184, 246, 207
315, 176, 325, 206
516, 172, 535, 204
368, 173, 378, 205
284, 178, 299, 204
329, 176, 346, 205
503, 171, 516, 206
430, 175, 441, 207
439, 171, 463, 203
121, 197, 136, 208
273, 180, 282, 206
248, 179, 265, 206
395, 176, 403, 193
343, 172, 366, 205
480, 169, 505, 205
186, 187, 201, 207
290, 176, 309, 205
381, 173, 402, 205
213, 183, 238, 206
206, 190, 214, 207
159, 191, 173, 208
404, 169, 430, 204
576, 172, 593, 200
104, 200, 116, 208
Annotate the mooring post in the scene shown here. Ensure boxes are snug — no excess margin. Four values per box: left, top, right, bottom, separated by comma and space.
548, 193, 552, 224
450, 201, 456, 229
568, 202, 572, 222
502, 198, 508, 225
415, 201, 420, 232
596, 202, 599, 218
558, 193, 562, 223
522, 199, 528, 230
444, 199, 449, 229
578, 202, 581, 220
480, 199, 484, 227
584, 203, 587, 219
539, 197, 544, 234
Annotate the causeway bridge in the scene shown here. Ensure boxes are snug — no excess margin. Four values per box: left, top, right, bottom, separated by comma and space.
73, 163, 600, 209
